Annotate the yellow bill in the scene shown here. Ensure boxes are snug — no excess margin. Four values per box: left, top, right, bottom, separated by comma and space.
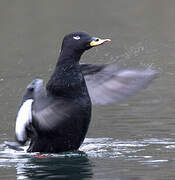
90, 38, 111, 47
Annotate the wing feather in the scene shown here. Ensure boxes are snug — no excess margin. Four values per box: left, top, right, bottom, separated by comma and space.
81, 64, 157, 105
15, 99, 33, 143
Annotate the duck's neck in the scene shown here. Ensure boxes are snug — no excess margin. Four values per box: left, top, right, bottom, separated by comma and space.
58, 48, 83, 63
46, 50, 86, 98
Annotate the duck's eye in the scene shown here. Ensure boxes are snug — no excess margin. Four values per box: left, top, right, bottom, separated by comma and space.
73, 36, 81, 40
95, 38, 99, 42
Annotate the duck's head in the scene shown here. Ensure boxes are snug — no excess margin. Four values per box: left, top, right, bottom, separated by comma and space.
60, 31, 111, 60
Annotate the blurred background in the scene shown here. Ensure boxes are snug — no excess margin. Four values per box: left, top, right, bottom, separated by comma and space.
1, 0, 175, 179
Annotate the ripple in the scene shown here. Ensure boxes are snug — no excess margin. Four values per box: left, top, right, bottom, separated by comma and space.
165, 145, 175, 149
1, 137, 175, 168
80, 138, 147, 158
140, 159, 169, 166
143, 138, 175, 145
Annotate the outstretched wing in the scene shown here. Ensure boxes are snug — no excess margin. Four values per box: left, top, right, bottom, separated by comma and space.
81, 64, 157, 105
15, 79, 44, 144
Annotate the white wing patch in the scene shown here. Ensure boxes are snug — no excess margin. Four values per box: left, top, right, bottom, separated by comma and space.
15, 99, 33, 143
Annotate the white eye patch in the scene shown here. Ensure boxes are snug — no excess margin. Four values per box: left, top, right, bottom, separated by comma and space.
73, 36, 81, 40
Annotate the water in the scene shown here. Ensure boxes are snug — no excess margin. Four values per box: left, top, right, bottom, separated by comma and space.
1, 138, 175, 179
1, 0, 175, 179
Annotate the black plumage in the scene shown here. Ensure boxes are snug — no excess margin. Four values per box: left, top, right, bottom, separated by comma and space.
15, 31, 156, 153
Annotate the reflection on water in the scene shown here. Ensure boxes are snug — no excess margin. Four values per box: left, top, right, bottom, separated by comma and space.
1, 137, 175, 179
16, 154, 92, 180
0, 144, 93, 180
